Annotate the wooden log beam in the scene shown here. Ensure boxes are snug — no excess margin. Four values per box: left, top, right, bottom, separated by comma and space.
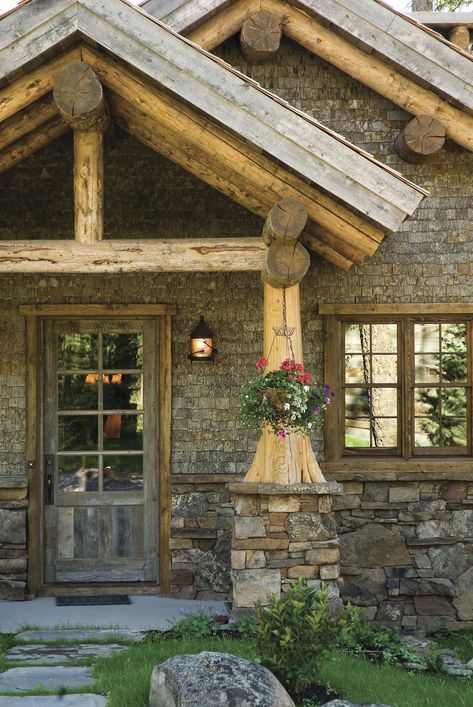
0, 239, 267, 273
261, 198, 310, 288
240, 11, 282, 64
395, 115, 446, 164
0, 48, 81, 124
449, 26, 471, 51
54, 62, 107, 244
0, 118, 69, 175
261, 198, 308, 246
0, 98, 58, 153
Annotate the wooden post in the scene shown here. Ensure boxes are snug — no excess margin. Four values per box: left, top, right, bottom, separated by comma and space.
395, 115, 445, 164
53, 61, 108, 244
245, 199, 325, 484
240, 11, 282, 64
449, 26, 471, 51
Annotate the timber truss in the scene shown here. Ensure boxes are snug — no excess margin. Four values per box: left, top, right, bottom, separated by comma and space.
0, 0, 426, 272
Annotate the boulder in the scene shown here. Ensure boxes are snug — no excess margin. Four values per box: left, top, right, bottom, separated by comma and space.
322, 702, 391, 707
340, 524, 410, 568
149, 652, 295, 707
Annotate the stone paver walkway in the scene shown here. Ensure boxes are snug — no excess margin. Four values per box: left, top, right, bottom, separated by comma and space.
15, 629, 144, 642
0, 665, 94, 691
0, 697, 107, 706
5, 643, 127, 664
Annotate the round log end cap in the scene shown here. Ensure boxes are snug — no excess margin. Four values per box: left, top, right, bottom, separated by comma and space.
54, 61, 104, 130
240, 11, 282, 64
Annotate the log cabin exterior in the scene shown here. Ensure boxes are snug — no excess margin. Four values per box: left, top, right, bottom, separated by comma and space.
1, 0, 473, 631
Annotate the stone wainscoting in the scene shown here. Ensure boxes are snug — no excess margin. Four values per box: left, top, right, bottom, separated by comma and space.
325, 472, 473, 632
169, 474, 236, 600
0, 477, 28, 600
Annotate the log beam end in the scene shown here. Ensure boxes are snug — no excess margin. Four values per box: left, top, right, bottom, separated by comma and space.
395, 115, 446, 164
240, 11, 282, 64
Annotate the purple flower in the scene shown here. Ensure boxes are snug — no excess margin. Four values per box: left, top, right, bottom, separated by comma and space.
324, 385, 330, 392
331, 392, 336, 397
277, 429, 286, 439
325, 397, 331, 404
312, 407, 320, 414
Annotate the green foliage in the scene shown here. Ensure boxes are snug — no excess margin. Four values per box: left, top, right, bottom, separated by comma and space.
230, 613, 259, 638
239, 359, 332, 437
434, 1, 473, 10
166, 611, 219, 640
253, 578, 338, 694
337, 604, 419, 665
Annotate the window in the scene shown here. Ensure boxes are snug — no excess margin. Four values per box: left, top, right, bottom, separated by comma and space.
322, 307, 473, 460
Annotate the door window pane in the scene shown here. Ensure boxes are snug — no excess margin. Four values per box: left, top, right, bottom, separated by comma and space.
58, 415, 98, 452
58, 375, 98, 410
103, 374, 143, 410
58, 334, 98, 370
103, 455, 143, 491
58, 455, 99, 492
103, 334, 143, 369
344, 324, 363, 354
415, 324, 439, 352
103, 414, 143, 451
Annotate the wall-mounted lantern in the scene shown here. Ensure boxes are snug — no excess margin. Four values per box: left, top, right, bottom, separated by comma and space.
188, 315, 217, 362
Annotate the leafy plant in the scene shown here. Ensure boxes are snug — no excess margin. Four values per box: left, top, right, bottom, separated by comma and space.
253, 578, 339, 695
167, 611, 219, 640
239, 358, 333, 438
230, 613, 258, 638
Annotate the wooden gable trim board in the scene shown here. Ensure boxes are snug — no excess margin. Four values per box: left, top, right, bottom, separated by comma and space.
21, 303, 174, 596
141, 0, 473, 154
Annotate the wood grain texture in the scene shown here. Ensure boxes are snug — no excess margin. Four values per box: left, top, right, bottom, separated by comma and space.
0, 98, 58, 152
73, 129, 104, 243
4, 239, 266, 274
240, 11, 282, 63
159, 315, 172, 593
19, 304, 177, 316
245, 283, 326, 484
54, 61, 106, 131
319, 304, 473, 315
261, 241, 310, 288
0, 118, 69, 175
25, 316, 39, 597
395, 115, 445, 164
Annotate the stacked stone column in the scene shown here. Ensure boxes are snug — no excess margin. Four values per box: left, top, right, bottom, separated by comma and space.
0, 478, 27, 600
227, 482, 342, 608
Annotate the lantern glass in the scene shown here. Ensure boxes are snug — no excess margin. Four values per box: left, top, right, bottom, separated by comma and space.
189, 316, 216, 361
191, 337, 213, 358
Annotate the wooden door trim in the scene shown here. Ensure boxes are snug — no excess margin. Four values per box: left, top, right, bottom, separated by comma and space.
22, 305, 174, 596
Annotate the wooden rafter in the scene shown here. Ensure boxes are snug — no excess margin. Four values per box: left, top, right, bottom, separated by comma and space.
0, 117, 69, 175
0, 238, 267, 273
0, 98, 58, 153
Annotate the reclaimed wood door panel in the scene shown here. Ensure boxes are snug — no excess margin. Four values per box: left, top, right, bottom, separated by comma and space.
42, 319, 158, 584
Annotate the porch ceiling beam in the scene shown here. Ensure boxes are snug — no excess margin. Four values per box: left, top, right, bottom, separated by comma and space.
0, 239, 268, 273
185, 0, 473, 154
0, 117, 69, 175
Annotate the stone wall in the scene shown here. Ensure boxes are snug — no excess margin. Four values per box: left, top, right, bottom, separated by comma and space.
325, 474, 473, 631
0, 478, 28, 600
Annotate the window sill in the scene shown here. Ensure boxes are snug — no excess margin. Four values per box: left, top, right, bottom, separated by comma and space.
322, 459, 473, 481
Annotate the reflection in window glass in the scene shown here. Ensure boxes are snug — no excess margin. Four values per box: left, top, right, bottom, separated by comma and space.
103, 334, 143, 369
371, 355, 397, 384
415, 323, 439, 352
345, 420, 370, 447
371, 388, 397, 418
58, 416, 98, 452
103, 414, 143, 450
103, 375, 143, 410
415, 418, 439, 447
345, 388, 370, 417
103, 455, 143, 491
58, 375, 98, 410
58, 334, 98, 370
415, 388, 439, 416
345, 355, 369, 384
442, 323, 466, 352
442, 354, 467, 383
58, 456, 99, 492
415, 354, 440, 383
371, 324, 397, 353
371, 417, 397, 447
344, 324, 363, 353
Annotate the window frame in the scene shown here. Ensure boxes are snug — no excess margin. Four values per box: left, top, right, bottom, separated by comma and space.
322, 305, 473, 462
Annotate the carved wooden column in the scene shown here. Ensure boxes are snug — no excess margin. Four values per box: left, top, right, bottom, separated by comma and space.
54, 61, 108, 244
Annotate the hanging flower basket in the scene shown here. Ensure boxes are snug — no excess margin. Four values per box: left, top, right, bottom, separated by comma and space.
239, 357, 334, 438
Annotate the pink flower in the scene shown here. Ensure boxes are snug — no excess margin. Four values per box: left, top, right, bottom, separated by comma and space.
301, 372, 312, 384
277, 429, 286, 439
295, 363, 305, 373
256, 357, 268, 371
280, 359, 296, 371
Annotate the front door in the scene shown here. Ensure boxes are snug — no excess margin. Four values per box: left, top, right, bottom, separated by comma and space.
42, 319, 158, 584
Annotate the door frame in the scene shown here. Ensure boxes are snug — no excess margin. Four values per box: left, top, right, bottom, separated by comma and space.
20, 303, 176, 597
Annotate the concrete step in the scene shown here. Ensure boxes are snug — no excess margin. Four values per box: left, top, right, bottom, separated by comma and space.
0, 665, 94, 692
15, 629, 144, 642
0, 696, 107, 706
5, 643, 127, 664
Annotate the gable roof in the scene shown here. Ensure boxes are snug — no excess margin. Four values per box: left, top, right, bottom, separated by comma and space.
0, 0, 425, 270
139, 0, 473, 153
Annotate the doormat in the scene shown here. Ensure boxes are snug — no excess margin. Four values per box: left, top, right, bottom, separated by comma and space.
56, 595, 131, 606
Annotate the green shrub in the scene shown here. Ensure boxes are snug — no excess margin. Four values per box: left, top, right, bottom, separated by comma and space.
167, 611, 219, 640
253, 578, 338, 694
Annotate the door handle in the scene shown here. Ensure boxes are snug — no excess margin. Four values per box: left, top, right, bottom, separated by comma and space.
45, 455, 54, 505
